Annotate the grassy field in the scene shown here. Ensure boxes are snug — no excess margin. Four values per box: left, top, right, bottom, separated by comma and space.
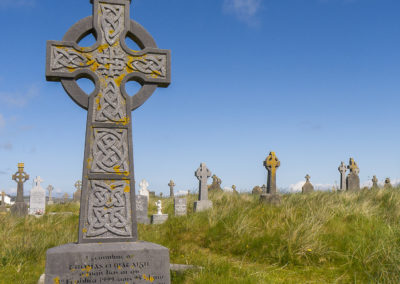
0, 188, 400, 283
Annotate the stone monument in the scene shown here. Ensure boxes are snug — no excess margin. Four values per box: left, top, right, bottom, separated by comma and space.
372, 175, 379, 189
194, 163, 212, 212
168, 180, 175, 197
73, 180, 82, 202
346, 158, 360, 192
136, 195, 150, 224
139, 179, 150, 200
44, 1, 171, 282
252, 186, 262, 195
384, 178, 392, 189
174, 197, 187, 216
151, 200, 168, 224
260, 152, 281, 204
302, 174, 314, 193
209, 174, 222, 191
0, 191, 7, 212
232, 185, 238, 194
11, 163, 29, 216
47, 185, 54, 205
338, 161, 347, 191
62, 193, 69, 203
29, 176, 46, 215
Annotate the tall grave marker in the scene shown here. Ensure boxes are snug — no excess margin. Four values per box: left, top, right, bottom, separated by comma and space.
168, 180, 175, 197
346, 158, 360, 191
302, 174, 314, 193
372, 175, 379, 189
73, 180, 82, 202
47, 185, 54, 205
44, 0, 171, 282
338, 161, 347, 191
0, 192, 7, 213
29, 176, 46, 215
194, 163, 212, 212
260, 152, 281, 204
11, 163, 29, 216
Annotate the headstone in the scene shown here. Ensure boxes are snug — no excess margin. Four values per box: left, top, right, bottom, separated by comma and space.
209, 174, 222, 191
139, 179, 150, 200
0, 191, 7, 212
73, 180, 82, 202
62, 193, 69, 203
44, 1, 171, 282
194, 163, 212, 212
261, 184, 267, 194
302, 174, 314, 193
338, 162, 347, 191
372, 175, 378, 189
47, 185, 54, 205
29, 176, 46, 215
151, 200, 168, 224
232, 185, 238, 194
384, 178, 392, 189
136, 195, 150, 224
252, 186, 262, 195
346, 158, 360, 192
260, 152, 281, 204
174, 198, 187, 216
168, 180, 175, 197
11, 163, 29, 216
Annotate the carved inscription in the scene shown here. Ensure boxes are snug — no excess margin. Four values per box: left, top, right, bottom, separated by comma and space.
86, 180, 131, 238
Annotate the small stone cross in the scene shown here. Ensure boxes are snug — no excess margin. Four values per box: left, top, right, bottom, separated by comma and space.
263, 152, 280, 194
140, 179, 149, 191
195, 163, 212, 201
34, 176, 44, 188
12, 163, 29, 203
74, 180, 82, 191
372, 175, 378, 188
168, 180, 175, 197
338, 162, 347, 190
47, 185, 54, 200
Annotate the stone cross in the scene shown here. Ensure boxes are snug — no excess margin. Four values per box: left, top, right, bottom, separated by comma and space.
74, 180, 82, 191
140, 179, 149, 191
63, 193, 69, 203
372, 175, 378, 188
338, 162, 347, 190
302, 174, 314, 193
46, 0, 170, 244
47, 185, 54, 204
384, 178, 392, 189
305, 174, 310, 182
348, 158, 359, 174
12, 163, 29, 203
263, 152, 280, 194
195, 163, 212, 201
168, 180, 175, 197
346, 158, 360, 191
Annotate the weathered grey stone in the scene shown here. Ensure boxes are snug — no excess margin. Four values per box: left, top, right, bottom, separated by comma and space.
73, 180, 82, 203
194, 163, 212, 212
11, 163, 29, 216
0, 192, 7, 212
263, 152, 280, 194
372, 175, 379, 189
136, 195, 150, 224
37, 274, 45, 284
151, 214, 168, 224
384, 178, 392, 189
168, 180, 175, 197
45, 242, 170, 284
232, 185, 238, 194
302, 174, 314, 193
346, 158, 360, 191
139, 179, 150, 200
261, 184, 267, 194
29, 176, 46, 215
209, 174, 222, 191
47, 185, 54, 205
338, 161, 347, 191
174, 198, 187, 216
252, 186, 262, 195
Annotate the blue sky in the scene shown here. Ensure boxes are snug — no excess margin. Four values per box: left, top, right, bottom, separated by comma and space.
0, 0, 399, 196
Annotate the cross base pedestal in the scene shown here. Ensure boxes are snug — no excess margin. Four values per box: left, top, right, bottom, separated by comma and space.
137, 216, 151, 224
194, 200, 213, 212
151, 214, 168, 224
10, 202, 28, 216
260, 194, 281, 205
45, 242, 170, 284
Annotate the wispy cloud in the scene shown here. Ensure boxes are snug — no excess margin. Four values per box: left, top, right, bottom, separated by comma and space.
223, 0, 262, 26
0, 84, 39, 108
0, 0, 35, 9
0, 143, 13, 151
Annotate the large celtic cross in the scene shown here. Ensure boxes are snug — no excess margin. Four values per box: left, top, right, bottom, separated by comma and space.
12, 163, 29, 203
263, 152, 280, 194
46, 0, 170, 243
195, 163, 211, 201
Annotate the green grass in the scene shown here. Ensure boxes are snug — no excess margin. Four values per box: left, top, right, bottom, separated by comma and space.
1, 188, 400, 283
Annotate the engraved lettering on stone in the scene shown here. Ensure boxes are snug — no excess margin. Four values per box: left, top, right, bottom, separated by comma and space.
86, 180, 131, 237
95, 80, 126, 122
100, 3, 124, 46
51, 47, 93, 71
92, 128, 128, 173
96, 46, 126, 77
128, 54, 167, 78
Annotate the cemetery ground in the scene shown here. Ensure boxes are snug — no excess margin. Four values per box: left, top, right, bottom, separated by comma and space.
1, 190, 400, 283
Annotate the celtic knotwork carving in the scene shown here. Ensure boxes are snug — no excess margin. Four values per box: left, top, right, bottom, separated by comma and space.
100, 3, 124, 46
96, 46, 126, 77
128, 54, 167, 78
51, 48, 93, 70
92, 128, 128, 173
86, 180, 131, 237
94, 80, 126, 122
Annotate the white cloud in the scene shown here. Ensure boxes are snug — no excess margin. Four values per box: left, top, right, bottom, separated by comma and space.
361, 178, 400, 188
289, 180, 334, 192
0, 84, 39, 108
0, 0, 35, 9
223, 0, 262, 25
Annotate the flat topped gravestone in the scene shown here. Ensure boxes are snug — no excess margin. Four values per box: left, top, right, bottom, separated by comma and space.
11, 163, 29, 216
302, 174, 314, 193
194, 163, 212, 212
136, 195, 150, 224
174, 197, 187, 216
29, 176, 46, 215
44, 1, 171, 283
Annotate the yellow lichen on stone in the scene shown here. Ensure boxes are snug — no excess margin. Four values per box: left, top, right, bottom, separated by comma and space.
82, 228, 87, 233
114, 74, 125, 87
53, 277, 60, 284
124, 185, 130, 193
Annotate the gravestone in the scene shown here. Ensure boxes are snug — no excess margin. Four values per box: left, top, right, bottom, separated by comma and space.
0, 191, 7, 212
194, 163, 212, 212
260, 152, 281, 204
151, 200, 168, 224
384, 178, 392, 189
252, 186, 262, 195
174, 197, 187, 216
44, 1, 171, 282
232, 185, 238, 194
139, 179, 150, 200
29, 176, 46, 215
346, 158, 360, 192
136, 195, 150, 224
168, 180, 175, 197
11, 163, 29, 216
62, 193, 70, 203
338, 162, 347, 191
261, 184, 267, 194
372, 175, 378, 189
302, 174, 314, 193
47, 185, 54, 205
209, 174, 222, 191
73, 180, 82, 202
